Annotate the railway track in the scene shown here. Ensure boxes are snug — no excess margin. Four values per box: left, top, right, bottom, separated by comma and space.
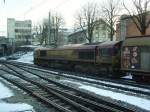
2, 61, 150, 96
0, 62, 136, 112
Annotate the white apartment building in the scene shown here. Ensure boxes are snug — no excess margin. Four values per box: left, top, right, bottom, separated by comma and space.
7, 18, 32, 44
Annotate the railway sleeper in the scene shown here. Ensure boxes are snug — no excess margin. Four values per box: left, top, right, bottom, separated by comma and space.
35, 90, 48, 93
64, 105, 72, 110
62, 90, 77, 95
26, 86, 40, 90
0, 72, 72, 112
46, 83, 56, 86
45, 89, 95, 112
31, 89, 45, 93
2, 63, 135, 112
50, 86, 122, 112
49, 97, 58, 101
58, 102, 68, 106
10, 65, 131, 111
38, 94, 51, 98
52, 99, 61, 103
33, 93, 72, 112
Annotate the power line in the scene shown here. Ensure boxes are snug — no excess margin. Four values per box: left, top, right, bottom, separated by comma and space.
54, 0, 70, 9
24, 0, 49, 17
18, 0, 49, 19
23, 0, 71, 18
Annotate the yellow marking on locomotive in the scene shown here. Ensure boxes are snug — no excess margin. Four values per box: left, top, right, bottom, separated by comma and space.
46, 49, 78, 60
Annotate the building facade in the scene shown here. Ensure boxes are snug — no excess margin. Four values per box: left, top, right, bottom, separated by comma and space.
7, 18, 32, 44
116, 14, 150, 41
68, 30, 87, 44
68, 19, 110, 44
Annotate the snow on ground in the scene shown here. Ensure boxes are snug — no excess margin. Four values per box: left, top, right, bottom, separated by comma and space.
122, 75, 132, 79
0, 82, 13, 99
0, 51, 34, 64
61, 73, 150, 93
61, 80, 150, 111
122, 73, 133, 79
0, 103, 33, 112
16, 52, 33, 64
0, 57, 6, 60
0, 81, 34, 112
80, 85, 150, 111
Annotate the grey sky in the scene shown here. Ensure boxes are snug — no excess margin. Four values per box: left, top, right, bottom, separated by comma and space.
0, 0, 132, 36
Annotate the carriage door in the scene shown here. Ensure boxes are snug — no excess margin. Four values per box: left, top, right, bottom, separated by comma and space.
140, 47, 150, 71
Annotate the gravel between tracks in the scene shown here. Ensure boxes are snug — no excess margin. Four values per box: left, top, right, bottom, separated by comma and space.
0, 76, 59, 112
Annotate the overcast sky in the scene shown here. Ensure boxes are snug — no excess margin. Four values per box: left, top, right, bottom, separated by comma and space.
0, 0, 132, 36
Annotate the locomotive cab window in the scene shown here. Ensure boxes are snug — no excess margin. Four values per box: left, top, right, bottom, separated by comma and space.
40, 50, 47, 57
100, 48, 112, 57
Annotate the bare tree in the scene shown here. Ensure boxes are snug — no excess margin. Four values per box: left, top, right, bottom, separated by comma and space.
51, 13, 64, 47
102, 0, 121, 41
76, 2, 100, 43
123, 0, 150, 35
41, 21, 48, 45
33, 25, 42, 45
40, 12, 64, 47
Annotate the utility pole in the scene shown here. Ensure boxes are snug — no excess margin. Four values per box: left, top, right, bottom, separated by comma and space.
48, 12, 51, 45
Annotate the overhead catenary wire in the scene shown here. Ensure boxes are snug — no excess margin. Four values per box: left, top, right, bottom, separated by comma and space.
23, 0, 71, 19
23, 0, 49, 18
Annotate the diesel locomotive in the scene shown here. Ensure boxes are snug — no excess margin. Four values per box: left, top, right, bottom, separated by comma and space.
34, 41, 122, 77
34, 37, 150, 81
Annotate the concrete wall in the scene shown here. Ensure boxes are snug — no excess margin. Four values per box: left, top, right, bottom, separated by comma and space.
7, 18, 15, 38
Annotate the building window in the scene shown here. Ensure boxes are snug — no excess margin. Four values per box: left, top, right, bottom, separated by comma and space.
28, 24, 31, 27
15, 23, 20, 27
15, 29, 18, 33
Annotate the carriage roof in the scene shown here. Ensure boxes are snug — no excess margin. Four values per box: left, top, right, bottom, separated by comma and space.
124, 37, 150, 46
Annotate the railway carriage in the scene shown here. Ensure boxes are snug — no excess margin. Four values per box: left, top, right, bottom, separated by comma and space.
121, 37, 150, 81
34, 41, 122, 77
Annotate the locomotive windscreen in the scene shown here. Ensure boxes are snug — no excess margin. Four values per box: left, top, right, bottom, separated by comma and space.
40, 50, 47, 57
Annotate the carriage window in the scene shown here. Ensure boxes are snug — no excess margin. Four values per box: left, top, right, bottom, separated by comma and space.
140, 47, 150, 70
40, 50, 46, 57
79, 51, 94, 60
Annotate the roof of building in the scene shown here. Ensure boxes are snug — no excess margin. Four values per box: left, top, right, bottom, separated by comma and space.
68, 18, 109, 37
120, 11, 150, 20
